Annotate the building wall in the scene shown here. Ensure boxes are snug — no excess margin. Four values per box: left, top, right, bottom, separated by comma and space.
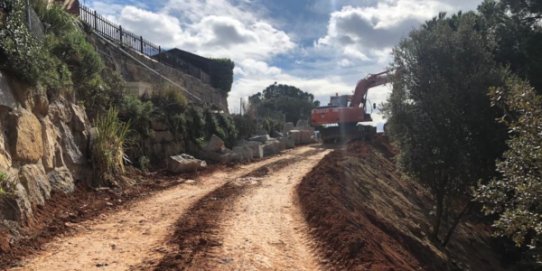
89, 32, 229, 112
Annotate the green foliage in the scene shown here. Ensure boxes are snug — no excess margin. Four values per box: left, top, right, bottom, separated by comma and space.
476, 76, 542, 256
249, 83, 316, 124
77, 69, 126, 119
1, 0, 104, 99
203, 109, 238, 147
119, 95, 153, 138
260, 118, 283, 136
209, 58, 234, 94
151, 86, 188, 113
0, 0, 50, 85
92, 108, 130, 187
48, 30, 103, 83
386, 11, 507, 244
233, 114, 258, 140
478, 0, 542, 93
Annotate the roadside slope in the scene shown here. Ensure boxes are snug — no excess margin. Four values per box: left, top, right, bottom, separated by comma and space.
297, 136, 503, 271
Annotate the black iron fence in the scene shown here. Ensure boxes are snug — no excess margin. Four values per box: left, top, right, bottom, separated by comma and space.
79, 5, 161, 57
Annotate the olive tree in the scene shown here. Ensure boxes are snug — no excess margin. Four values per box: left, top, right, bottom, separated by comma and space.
386, 12, 507, 245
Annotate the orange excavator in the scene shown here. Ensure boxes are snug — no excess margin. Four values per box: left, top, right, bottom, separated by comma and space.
311, 70, 394, 143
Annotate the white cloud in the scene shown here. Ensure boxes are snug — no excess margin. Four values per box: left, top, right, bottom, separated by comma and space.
118, 6, 185, 47
88, 0, 483, 124
108, 1, 294, 63
316, 0, 482, 64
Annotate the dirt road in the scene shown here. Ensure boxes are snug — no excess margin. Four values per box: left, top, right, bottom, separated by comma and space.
11, 145, 328, 271
206, 148, 329, 270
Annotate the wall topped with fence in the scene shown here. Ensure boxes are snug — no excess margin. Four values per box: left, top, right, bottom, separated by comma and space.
79, 5, 161, 58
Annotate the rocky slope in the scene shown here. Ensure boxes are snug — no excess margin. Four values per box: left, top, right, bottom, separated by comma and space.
0, 71, 91, 252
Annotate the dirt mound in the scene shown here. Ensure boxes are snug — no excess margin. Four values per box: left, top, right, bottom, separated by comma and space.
297, 135, 503, 271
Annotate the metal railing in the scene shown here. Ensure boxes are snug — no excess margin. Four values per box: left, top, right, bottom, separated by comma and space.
79, 5, 161, 58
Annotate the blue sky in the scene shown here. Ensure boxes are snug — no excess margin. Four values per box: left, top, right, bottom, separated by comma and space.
85, 0, 483, 125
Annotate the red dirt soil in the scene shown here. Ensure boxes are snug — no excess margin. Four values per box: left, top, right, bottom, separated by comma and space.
297, 135, 503, 271
153, 150, 323, 270
0, 166, 226, 269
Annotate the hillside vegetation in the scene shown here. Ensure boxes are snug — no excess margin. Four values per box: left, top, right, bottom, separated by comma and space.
385, 0, 542, 266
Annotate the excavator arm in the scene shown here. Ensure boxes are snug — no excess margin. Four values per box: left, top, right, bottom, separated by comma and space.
350, 70, 394, 108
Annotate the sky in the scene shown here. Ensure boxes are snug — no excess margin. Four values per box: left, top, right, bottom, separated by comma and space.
84, 0, 483, 126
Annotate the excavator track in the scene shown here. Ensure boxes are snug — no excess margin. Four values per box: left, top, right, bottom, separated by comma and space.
318, 124, 376, 143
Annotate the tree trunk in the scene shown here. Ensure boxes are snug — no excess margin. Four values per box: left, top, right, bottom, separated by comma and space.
441, 201, 473, 247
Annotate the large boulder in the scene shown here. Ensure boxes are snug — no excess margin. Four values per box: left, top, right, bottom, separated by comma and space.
10, 109, 44, 163
70, 104, 89, 133
0, 123, 11, 171
263, 139, 284, 157
41, 117, 57, 171
204, 134, 225, 152
198, 148, 241, 164
48, 167, 75, 194
249, 134, 271, 144
238, 140, 263, 159
279, 137, 295, 149
0, 72, 17, 111
18, 164, 51, 207
283, 122, 295, 133
0, 180, 33, 222
168, 154, 207, 173
289, 129, 314, 145
59, 122, 84, 167
32, 91, 49, 116
48, 100, 72, 123
232, 146, 253, 162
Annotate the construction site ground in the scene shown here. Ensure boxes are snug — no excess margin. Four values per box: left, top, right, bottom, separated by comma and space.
3, 138, 505, 270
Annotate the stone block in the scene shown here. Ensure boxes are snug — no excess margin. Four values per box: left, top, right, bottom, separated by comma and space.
19, 164, 51, 207
249, 134, 271, 144
47, 167, 75, 194
10, 109, 44, 163
168, 154, 207, 173
204, 134, 225, 152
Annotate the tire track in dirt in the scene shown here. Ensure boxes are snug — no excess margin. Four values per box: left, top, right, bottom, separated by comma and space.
153, 146, 330, 271
9, 146, 316, 271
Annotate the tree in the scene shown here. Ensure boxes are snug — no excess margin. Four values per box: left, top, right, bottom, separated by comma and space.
476, 75, 542, 258
478, 0, 542, 93
386, 12, 507, 245
248, 83, 318, 124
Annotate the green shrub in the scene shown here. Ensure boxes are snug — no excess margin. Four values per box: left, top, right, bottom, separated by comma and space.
92, 108, 130, 187
151, 86, 187, 113
38, 4, 78, 35
208, 58, 234, 94
48, 30, 103, 83
233, 114, 257, 140
0, 0, 48, 85
120, 95, 153, 137
77, 69, 126, 119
